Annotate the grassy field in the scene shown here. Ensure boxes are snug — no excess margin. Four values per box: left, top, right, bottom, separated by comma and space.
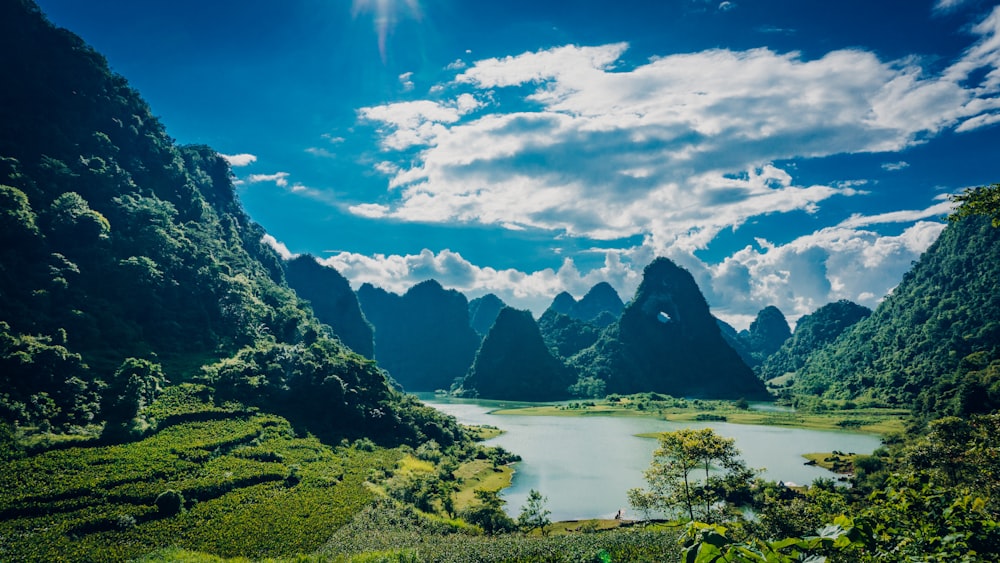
491, 394, 907, 436
0, 393, 402, 562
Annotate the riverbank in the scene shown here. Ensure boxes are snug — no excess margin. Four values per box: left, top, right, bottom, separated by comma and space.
489, 394, 906, 436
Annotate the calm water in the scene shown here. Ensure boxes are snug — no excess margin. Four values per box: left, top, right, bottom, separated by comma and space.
420, 395, 881, 521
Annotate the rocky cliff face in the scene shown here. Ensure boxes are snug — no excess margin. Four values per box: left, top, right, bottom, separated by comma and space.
357, 280, 479, 391
571, 258, 770, 399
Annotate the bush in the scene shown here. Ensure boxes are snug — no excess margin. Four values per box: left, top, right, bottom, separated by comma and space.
154, 489, 184, 516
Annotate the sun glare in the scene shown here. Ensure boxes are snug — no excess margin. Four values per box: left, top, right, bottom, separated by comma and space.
352, 0, 422, 61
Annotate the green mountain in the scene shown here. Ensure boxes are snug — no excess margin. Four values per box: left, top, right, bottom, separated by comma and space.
547, 282, 624, 328
793, 216, 1000, 414
357, 280, 480, 391
0, 0, 450, 446
716, 317, 757, 367
739, 306, 792, 365
538, 308, 604, 359
468, 293, 506, 337
456, 307, 575, 400
570, 258, 770, 399
758, 300, 871, 382
283, 255, 374, 358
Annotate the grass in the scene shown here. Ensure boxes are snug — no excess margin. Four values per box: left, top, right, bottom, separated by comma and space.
491, 394, 907, 436
463, 424, 504, 441
451, 458, 514, 512
0, 392, 403, 563
801, 452, 859, 474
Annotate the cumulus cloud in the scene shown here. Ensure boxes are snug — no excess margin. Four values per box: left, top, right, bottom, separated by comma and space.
330, 7, 1000, 326
705, 221, 947, 327
354, 10, 1000, 252
261, 234, 297, 260
220, 153, 257, 167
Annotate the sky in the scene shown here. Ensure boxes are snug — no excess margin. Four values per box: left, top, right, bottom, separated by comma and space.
36, 0, 1000, 329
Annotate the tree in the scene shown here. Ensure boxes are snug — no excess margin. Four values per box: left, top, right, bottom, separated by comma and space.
950, 183, 1000, 227
101, 358, 166, 440
517, 489, 551, 535
628, 428, 753, 523
460, 489, 516, 534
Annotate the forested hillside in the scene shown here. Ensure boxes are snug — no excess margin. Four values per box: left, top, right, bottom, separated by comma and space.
0, 0, 448, 445
759, 300, 871, 382
547, 282, 624, 328
283, 255, 374, 358
793, 215, 1000, 415
469, 293, 507, 337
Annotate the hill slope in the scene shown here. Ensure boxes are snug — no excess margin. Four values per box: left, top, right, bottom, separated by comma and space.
759, 300, 871, 382
793, 216, 1000, 412
0, 0, 447, 446
283, 255, 374, 358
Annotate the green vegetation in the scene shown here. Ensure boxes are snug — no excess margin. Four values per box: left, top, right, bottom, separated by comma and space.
357, 280, 480, 392
629, 428, 754, 522
492, 393, 906, 435
570, 258, 770, 400
792, 214, 1000, 417
758, 300, 871, 382
0, 406, 403, 562
455, 307, 575, 400
283, 255, 374, 359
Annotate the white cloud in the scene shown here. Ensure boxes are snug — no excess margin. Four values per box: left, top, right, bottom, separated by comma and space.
220, 153, 257, 167
330, 8, 1000, 328
399, 71, 414, 91
306, 147, 337, 158
245, 172, 290, 187
285, 211, 946, 330
705, 221, 947, 327
934, 0, 968, 13
836, 200, 955, 228
353, 12, 1000, 251
261, 234, 297, 260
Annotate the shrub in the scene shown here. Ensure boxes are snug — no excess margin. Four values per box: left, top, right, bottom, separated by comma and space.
154, 489, 184, 516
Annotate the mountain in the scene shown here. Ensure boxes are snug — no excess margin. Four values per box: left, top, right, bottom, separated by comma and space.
283, 255, 374, 358
456, 308, 575, 400
546, 282, 624, 328
538, 309, 604, 359
357, 280, 480, 391
758, 300, 871, 382
570, 258, 770, 399
468, 293, 507, 337
739, 306, 791, 365
793, 216, 1000, 414
716, 317, 757, 367
0, 0, 451, 446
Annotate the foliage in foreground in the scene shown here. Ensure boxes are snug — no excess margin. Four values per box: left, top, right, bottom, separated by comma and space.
320, 499, 683, 563
0, 408, 401, 562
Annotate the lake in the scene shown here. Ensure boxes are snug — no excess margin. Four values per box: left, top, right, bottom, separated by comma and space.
420, 395, 882, 521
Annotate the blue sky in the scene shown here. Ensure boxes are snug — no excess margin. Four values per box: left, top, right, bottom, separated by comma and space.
36, 0, 1000, 328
